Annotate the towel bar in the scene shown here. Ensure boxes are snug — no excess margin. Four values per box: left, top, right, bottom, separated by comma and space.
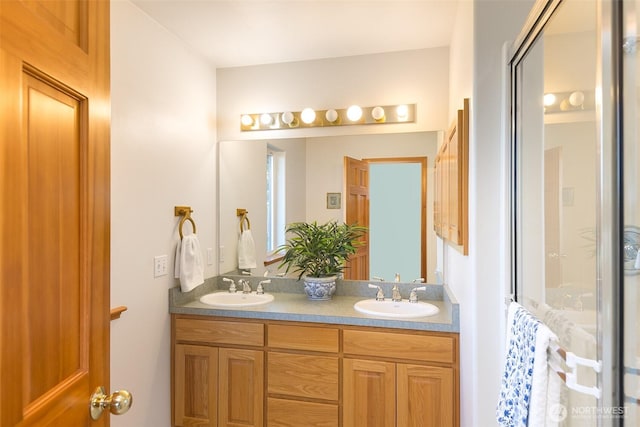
548, 341, 602, 399
175, 206, 197, 239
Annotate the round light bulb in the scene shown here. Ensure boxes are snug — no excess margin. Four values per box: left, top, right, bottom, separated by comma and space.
281, 111, 294, 125
347, 105, 363, 121
396, 104, 409, 119
260, 113, 273, 125
301, 108, 316, 124
241, 114, 254, 126
325, 109, 339, 123
371, 106, 385, 121
543, 93, 556, 107
569, 91, 585, 107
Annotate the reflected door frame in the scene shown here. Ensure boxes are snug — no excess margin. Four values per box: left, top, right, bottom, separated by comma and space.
345, 157, 427, 280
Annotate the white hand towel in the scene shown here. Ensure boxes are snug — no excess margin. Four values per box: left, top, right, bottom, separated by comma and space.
528, 322, 560, 427
238, 229, 257, 269
174, 234, 204, 292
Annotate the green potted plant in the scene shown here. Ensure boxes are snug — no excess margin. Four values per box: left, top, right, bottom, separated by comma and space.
278, 221, 367, 300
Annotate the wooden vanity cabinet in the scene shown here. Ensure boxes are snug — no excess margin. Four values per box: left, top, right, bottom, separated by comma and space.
172, 317, 264, 427
266, 324, 340, 427
172, 315, 459, 427
342, 329, 457, 427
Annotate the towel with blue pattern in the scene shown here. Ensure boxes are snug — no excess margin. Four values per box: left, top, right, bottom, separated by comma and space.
496, 302, 541, 426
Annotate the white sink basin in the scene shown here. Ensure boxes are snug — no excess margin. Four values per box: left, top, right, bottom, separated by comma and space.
354, 299, 439, 318
199, 291, 274, 307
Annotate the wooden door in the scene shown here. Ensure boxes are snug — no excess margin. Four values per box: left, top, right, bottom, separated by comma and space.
174, 345, 218, 427
0, 1, 111, 426
397, 364, 455, 427
219, 348, 264, 427
544, 147, 563, 288
344, 157, 369, 280
343, 359, 395, 427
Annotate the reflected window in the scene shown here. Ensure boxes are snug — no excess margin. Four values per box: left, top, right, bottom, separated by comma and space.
266, 146, 286, 251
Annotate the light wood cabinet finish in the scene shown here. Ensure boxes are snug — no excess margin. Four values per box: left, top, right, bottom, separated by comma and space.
397, 364, 455, 427
434, 98, 469, 255
175, 318, 264, 346
343, 329, 455, 364
268, 352, 339, 400
172, 315, 459, 427
219, 348, 264, 427
268, 324, 339, 353
343, 359, 396, 427
267, 398, 339, 427
174, 345, 218, 427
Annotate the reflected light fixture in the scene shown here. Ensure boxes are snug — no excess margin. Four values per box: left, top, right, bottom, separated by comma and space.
396, 104, 409, 120
241, 114, 254, 126
371, 106, 385, 121
569, 91, 584, 107
260, 113, 273, 126
325, 109, 339, 123
300, 107, 316, 124
281, 111, 294, 125
543, 93, 556, 106
347, 105, 363, 121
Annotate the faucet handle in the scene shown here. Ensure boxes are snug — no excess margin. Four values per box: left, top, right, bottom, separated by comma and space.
257, 279, 270, 295
391, 285, 402, 302
223, 277, 237, 293
368, 284, 385, 301
239, 279, 251, 294
409, 286, 426, 303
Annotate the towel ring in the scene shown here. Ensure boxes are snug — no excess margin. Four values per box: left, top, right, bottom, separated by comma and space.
175, 206, 197, 240
237, 208, 251, 233
239, 213, 251, 233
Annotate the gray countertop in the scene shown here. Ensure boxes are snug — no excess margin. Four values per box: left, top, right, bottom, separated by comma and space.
169, 276, 459, 333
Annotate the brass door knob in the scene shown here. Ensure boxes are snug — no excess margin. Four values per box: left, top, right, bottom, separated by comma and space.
89, 386, 133, 420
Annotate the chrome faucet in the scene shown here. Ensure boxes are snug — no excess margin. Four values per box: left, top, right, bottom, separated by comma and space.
223, 277, 236, 293
391, 285, 402, 302
256, 279, 270, 295
409, 286, 426, 303
239, 279, 252, 294
368, 284, 385, 301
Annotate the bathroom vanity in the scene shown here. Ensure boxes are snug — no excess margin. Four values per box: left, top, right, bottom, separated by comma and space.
170, 278, 460, 427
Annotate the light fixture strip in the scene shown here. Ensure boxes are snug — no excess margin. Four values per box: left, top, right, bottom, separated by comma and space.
240, 104, 416, 131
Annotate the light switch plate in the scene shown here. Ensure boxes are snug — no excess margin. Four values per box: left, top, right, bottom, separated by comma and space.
154, 255, 168, 277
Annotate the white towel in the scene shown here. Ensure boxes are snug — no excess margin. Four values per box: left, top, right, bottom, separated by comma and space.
528, 322, 560, 427
497, 302, 559, 427
174, 234, 204, 292
238, 229, 257, 269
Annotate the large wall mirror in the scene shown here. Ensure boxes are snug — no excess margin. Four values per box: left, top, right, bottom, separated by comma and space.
218, 131, 443, 284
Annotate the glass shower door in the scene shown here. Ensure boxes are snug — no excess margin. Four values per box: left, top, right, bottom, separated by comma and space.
622, 1, 640, 423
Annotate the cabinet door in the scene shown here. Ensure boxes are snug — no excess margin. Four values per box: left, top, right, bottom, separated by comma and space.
219, 348, 264, 427
397, 364, 454, 427
174, 344, 218, 427
343, 359, 395, 427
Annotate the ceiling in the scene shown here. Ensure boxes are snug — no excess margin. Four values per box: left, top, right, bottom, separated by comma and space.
131, 0, 459, 69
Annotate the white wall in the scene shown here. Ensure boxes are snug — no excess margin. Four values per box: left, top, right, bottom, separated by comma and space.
446, 0, 533, 425
216, 48, 450, 141
110, 2, 217, 426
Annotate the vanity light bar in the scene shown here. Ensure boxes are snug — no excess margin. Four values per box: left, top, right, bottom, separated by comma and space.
239, 104, 416, 132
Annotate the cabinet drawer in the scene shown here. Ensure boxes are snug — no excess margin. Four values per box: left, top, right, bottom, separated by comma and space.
268, 352, 339, 400
267, 397, 338, 427
175, 318, 264, 346
343, 329, 455, 364
268, 324, 338, 353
